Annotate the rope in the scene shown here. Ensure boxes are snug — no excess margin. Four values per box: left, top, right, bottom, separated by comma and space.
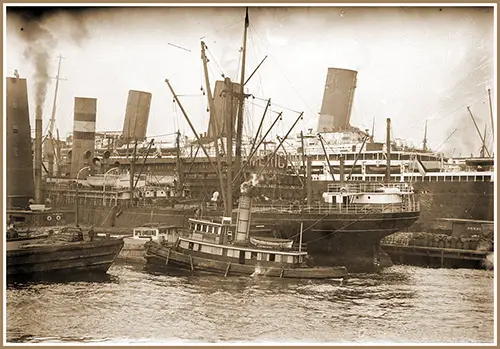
206, 46, 226, 78
249, 21, 317, 120
297, 208, 380, 245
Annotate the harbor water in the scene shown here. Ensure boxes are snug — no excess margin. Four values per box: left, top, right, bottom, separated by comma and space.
6, 261, 495, 344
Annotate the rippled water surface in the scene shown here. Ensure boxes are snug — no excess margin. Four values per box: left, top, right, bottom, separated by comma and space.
6, 261, 495, 344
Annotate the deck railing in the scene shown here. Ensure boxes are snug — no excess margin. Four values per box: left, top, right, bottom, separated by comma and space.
327, 181, 414, 194
252, 201, 420, 214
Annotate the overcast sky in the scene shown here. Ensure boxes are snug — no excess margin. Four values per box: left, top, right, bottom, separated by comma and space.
5, 5, 495, 157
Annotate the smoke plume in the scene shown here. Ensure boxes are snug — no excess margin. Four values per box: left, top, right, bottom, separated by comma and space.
18, 14, 54, 121
240, 173, 261, 195
8, 7, 90, 121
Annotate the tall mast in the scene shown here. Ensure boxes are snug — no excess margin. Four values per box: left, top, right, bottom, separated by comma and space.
48, 54, 65, 177
201, 41, 228, 215
371, 117, 375, 142
318, 134, 335, 182
175, 130, 183, 194
466, 106, 491, 157
234, 7, 249, 181
422, 119, 428, 151
487, 88, 494, 141
225, 78, 233, 215
385, 118, 391, 183
480, 124, 487, 158
48, 54, 64, 139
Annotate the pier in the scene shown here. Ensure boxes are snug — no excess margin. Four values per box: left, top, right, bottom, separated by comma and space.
381, 243, 492, 269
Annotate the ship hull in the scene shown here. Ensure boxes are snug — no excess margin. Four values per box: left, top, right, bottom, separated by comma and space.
248, 210, 420, 272
144, 241, 348, 279
7, 237, 124, 280
412, 180, 493, 231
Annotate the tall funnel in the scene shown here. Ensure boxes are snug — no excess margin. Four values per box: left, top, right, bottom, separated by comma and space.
207, 79, 240, 138
70, 97, 97, 178
235, 194, 252, 243
6, 77, 35, 209
122, 90, 152, 142
317, 68, 357, 132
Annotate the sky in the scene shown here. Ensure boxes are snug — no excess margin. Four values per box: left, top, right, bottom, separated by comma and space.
5, 5, 495, 158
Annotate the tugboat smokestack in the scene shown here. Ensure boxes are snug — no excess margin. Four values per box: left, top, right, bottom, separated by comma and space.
235, 194, 252, 243
235, 174, 259, 243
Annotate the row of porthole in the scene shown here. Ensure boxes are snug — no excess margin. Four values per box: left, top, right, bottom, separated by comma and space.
46, 215, 62, 221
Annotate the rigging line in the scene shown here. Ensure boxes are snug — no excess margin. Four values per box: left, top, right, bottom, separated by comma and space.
199, 18, 244, 40
235, 48, 242, 82
251, 95, 301, 114
205, 46, 225, 78
147, 132, 179, 139
396, 36, 492, 131
429, 95, 487, 129
407, 94, 486, 131
415, 41, 492, 122
249, 22, 317, 118
287, 213, 331, 240
301, 209, 379, 244
248, 28, 266, 97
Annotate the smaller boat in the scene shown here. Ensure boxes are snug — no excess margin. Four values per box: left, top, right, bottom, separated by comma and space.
145, 193, 348, 279
249, 236, 294, 249
120, 223, 182, 262
7, 225, 124, 280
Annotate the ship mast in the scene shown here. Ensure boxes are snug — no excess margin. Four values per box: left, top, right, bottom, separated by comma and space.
48, 54, 65, 178
201, 41, 228, 215
466, 106, 491, 157
234, 7, 249, 183
175, 130, 183, 194
317, 133, 336, 182
480, 124, 487, 158
385, 118, 391, 183
422, 119, 428, 152
487, 88, 494, 141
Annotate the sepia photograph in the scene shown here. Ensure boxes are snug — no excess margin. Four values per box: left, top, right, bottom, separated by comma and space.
3, 3, 496, 345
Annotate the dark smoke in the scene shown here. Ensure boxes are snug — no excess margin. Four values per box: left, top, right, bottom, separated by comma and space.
15, 11, 54, 120
8, 7, 90, 121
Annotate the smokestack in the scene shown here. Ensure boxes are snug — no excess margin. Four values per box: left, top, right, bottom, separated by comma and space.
235, 175, 259, 243
70, 97, 96, 178
122, 90, 152, 142
235, 194, 252, 243
6, 77, 35, 208
208, 79, 241, 138
317, 68, 357, 133
34, 107, 43, 204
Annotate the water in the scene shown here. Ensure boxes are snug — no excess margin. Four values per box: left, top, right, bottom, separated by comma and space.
6, 261, 495, 344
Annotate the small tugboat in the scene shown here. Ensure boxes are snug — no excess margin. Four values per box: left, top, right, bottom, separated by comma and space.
119, 223, 181, 262
145, 180, 348, 279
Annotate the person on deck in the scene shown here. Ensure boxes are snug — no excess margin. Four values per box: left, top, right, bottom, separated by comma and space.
88, 226, 96, 242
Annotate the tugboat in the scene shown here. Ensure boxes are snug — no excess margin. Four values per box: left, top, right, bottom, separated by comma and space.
144, 180, 348, 279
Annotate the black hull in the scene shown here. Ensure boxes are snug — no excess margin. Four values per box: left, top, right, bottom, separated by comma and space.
7, 238, 124, 280
412, 181, 494, 231
144, 242, 348, 279
247, 210, 420, 272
